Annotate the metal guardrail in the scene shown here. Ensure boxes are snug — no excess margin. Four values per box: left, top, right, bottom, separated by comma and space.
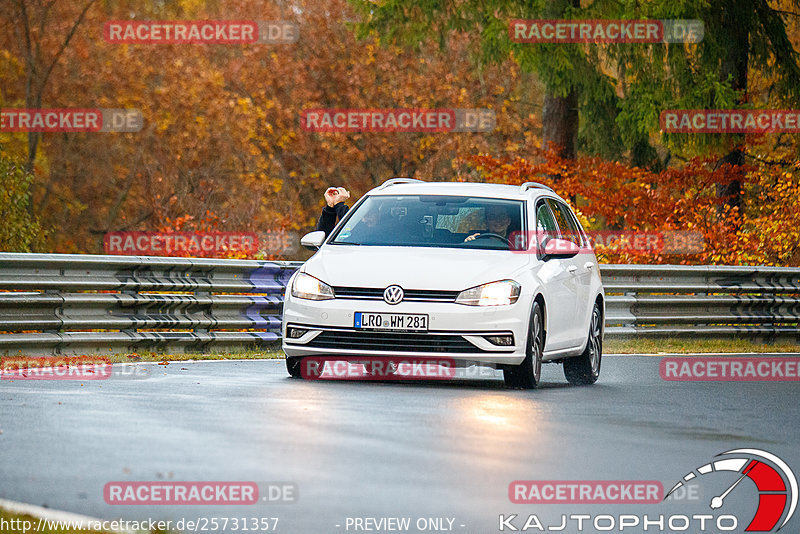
602, 264, 800, 339
0, 254, 797, 355
0, 253, 302, 356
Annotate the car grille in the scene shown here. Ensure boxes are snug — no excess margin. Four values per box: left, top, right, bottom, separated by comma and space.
332, 286, 459, 302
306, 330, 485, 353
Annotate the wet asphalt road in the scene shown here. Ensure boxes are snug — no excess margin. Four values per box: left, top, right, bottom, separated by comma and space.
1, 354, 799, 533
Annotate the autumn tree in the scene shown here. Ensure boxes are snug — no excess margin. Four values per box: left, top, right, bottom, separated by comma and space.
608, 0, 800, 208
459, 149, 800, 266
0, 148, 43, 251
0, 0, 96, 172
348, 0, 640, 162
1, 0, 541, 254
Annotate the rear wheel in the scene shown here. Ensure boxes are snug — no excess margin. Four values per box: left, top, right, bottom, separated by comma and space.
564, 302, 602, 385
286, 356, 304, 378
503, 301, 543, 389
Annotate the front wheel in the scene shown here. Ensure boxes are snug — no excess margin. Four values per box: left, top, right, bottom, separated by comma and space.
286, 356, 304, 378
564, 302, 602, 385
503, 301, 544, 389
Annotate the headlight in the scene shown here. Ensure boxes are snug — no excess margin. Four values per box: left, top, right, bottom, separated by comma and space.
455, 280, 521, 306
291, 272, 335, 301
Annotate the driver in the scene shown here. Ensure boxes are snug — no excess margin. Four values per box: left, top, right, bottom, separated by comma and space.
465, 205, 512, 242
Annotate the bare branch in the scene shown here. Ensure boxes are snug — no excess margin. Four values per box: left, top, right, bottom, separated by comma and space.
35, 0, 97, 106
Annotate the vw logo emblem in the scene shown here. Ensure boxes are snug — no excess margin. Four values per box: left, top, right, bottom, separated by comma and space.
383, 285, 404, 305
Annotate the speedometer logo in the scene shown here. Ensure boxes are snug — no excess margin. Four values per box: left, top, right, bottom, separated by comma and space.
665, 448, 797, 531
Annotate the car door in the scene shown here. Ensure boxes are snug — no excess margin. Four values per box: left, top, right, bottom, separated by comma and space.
533, 199, 578, 351
546, 198, 591, 347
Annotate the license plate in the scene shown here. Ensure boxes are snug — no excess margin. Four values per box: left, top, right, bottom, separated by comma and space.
354, 312, 429, 332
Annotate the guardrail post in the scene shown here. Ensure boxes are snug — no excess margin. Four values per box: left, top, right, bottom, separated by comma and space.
122, 289, 138, 335
43, 289, 61, 336
194, 290, 210, 334
624, 287, 636, 331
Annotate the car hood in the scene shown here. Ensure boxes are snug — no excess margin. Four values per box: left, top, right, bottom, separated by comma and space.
302, 245, 532, 291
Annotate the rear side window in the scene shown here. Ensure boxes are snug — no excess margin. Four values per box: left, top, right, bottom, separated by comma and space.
546, 198, 583, 247
535, 201, 559, 250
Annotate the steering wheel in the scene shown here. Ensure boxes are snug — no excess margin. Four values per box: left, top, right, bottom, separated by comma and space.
469, 232, 512, 247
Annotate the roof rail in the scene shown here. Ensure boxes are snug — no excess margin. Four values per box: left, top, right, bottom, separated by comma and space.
379, 177, 425, 189
520, 181, 554, 193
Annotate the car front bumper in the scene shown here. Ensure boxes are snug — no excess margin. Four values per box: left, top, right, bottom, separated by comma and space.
281, 293, 531, 365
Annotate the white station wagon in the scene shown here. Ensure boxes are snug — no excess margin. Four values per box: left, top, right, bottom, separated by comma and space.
282, 179, 604, 388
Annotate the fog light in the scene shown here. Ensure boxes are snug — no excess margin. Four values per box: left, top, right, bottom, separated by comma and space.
485, 335, 514, 346
287, 327, 307, 339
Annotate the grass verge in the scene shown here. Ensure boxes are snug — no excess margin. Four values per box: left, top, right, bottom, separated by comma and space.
1, 347, 283, 365
102, 349, 284, 364
605, 337, 800, 354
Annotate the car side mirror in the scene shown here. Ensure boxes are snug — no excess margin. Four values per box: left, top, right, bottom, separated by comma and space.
542, 238, 580, 260
300, 230, 326, 250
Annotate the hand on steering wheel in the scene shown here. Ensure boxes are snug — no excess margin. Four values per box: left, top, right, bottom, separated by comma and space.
464, 232, 511, 247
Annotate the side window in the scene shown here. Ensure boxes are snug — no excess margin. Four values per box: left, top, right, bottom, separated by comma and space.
546, 199, 583, 247
535, 201, 559, 251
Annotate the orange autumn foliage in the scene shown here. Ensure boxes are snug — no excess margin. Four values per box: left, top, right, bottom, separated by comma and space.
457, 149, 800, 266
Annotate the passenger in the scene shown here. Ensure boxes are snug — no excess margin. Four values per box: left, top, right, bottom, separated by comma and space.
316, 187, 350, 237
315, 186, 379, 240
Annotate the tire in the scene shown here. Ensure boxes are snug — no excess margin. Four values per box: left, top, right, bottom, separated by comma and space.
564, 302, 602, 385
286, 356, 304, 378
503, 301, 544, 389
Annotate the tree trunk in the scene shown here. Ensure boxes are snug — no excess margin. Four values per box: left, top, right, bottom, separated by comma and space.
540, 0, 580, 162
716, 148, 744, 213
542, 91, 578, 160
716, 0, 750, 213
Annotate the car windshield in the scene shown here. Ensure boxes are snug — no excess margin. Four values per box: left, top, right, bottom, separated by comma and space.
329, 195, 525, 250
